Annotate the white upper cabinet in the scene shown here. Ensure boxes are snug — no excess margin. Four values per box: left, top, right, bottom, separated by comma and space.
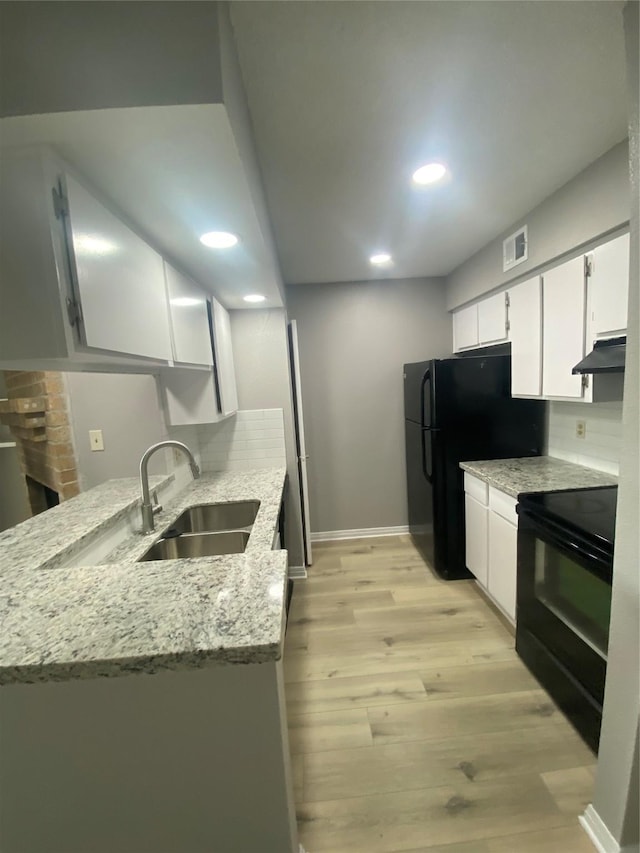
588, 232, 630, 340
477, 292, 508, 345
211, 298, 238, 417
509, 276, 542, 398
164, 263, 213, 367
453, 304, 479, 351
64, 173, 172, 361
542, 256, 586, 399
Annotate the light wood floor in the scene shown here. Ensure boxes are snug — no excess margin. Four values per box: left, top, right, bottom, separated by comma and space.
284, 535, 596, 853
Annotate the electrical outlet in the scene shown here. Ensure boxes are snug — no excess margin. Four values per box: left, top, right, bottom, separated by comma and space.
89, 429, 104, 451
576, 420, 586, 439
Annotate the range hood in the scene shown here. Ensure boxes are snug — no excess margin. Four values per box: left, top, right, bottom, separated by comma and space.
572, 336, 626, 374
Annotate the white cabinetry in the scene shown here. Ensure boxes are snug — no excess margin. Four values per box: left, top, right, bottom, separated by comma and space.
160, 297, 237, 426
509, 276, 542, 397
542, 256, 587, 399
588, 233, 630, 340
453, 294, 508, 353
0, 147, 172, 371
453, 305, 479, 351
463, 474, 518, 624
211, 298, 239, 417
478, 292, 509, 346
64, 173, 172, 361
164, 263, 213, 367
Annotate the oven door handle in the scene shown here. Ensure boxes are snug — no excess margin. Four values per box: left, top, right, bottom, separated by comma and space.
518, 510, 613, 584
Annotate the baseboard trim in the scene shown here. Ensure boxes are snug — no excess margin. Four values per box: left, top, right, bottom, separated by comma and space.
288, 565, 307, 580
311, 525, 410, 543
580, 805, 621, 853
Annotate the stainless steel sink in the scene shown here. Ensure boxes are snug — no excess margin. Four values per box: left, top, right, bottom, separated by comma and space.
168, 501, 260, 534
138, 531, 249, 561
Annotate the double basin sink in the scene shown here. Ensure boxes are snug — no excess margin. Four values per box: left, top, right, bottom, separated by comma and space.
138, 501, 260, 562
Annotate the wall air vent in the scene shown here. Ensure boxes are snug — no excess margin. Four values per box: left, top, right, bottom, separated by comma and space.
503, 225, 528, 272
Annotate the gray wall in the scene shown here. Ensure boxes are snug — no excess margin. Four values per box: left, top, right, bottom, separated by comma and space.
229, 308, 305, 568
0, 1, 222, 117
0, 374, 30, 531
592, 1, 640, 847
65, 373, 168, 491
286, 278, 452, 534
446, 141, 630, 310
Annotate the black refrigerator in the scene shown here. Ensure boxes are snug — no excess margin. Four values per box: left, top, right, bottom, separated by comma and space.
404, 355, 545, 580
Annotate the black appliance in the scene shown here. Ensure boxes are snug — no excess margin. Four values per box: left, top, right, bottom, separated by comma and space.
572, 336, 626, 374
516, 486, 617, 753
403, 355, 544, 580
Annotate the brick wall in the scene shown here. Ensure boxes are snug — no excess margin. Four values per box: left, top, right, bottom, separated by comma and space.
1, 371, 80, 511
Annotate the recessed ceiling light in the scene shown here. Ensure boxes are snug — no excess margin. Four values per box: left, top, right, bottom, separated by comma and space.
243, 294, 266, 303
412, 162, 448, 185
370, 252, 392, 266
199, 231, 239, 249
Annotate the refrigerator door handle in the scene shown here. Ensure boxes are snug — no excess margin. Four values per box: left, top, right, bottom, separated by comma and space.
422, 429, 432, 483
420, 368, 432, 429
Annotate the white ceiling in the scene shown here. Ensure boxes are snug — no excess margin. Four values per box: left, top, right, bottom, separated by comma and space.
0, 104, 285, 309
230, 0, 629, 285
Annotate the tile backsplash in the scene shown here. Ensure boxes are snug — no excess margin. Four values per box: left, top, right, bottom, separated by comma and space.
547, 400, 623, 475
197, 409, 286, 472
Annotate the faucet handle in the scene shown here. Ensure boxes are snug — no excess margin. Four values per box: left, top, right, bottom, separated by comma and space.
152, 490, 163, 516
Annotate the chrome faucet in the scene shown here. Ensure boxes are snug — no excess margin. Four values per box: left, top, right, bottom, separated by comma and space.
139, 440, 200, 534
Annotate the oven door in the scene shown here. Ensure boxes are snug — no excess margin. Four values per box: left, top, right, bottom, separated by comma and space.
516, 508, 611, 706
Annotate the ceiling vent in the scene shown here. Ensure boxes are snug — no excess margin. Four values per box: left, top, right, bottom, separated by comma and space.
503, 225, 528, 272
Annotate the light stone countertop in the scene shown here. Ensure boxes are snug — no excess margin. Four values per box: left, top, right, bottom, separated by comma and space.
460, 456, 617, 498
0, 467, 287, 685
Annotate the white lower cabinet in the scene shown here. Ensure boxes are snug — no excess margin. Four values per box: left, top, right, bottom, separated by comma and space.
488, 506, 518, 622
464, 474, 518, 623
464, 493, 488, 587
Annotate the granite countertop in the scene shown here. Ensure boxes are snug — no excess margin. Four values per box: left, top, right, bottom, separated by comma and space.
460, 456, 617, 498
0, 467, 287, 685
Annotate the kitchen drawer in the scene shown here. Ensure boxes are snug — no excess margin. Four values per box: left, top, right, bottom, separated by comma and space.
489, 486, 518, 525
464, 473, 488, 506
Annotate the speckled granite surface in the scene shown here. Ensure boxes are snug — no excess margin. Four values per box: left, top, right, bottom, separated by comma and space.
0, 468, 287, 685
460, 456, 617, 497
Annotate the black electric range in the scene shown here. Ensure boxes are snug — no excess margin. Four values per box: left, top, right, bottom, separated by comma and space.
516, 485, 618, 753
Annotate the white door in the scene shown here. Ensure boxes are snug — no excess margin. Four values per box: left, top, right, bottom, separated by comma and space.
453, 304, 479, 351
288, 320, 313, 567
488, 511, 518, 622
210, 298, 238, 417
64, 172, 172, 361
509, 276, 542, 397
589, 233, 630, 339
464, 493, 488, 587
478, 292, 508, 345
164, 263, 213, 366
542, 256, 586, 399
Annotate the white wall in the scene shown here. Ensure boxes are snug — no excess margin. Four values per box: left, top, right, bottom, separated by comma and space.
446, 142, 629, 310
229, 308, 305, 568
64, 372, 201, 491
198, 409, 286, 472
287, 277, 452, 535
590, 2, 640, 849
547, 401, 623, 475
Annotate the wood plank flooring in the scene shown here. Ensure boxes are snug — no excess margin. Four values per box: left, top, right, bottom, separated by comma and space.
284, 535, 595, 853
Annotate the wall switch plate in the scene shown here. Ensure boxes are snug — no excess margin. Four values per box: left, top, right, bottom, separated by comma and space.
576, 420, 586, 439
89, 429, 104, 451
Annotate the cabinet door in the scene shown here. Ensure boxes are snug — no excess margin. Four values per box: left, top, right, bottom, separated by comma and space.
589, 233, 630, 339
211, 298, 238, 417
164, 263, 213, 366
488, 511, 518, 621
161, 368, 221, 426
542, 256, 586, 399
478, 292, 508, 345
465, 493, 488, 587
509, 277, 542, 397
453, 304, 479, 351
64, 173, 172, 361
